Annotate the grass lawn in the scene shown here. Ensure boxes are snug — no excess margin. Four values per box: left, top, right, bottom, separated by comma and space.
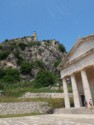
0, 97, 65, 108
0, 113, 43, 118
3, 87, 64, 97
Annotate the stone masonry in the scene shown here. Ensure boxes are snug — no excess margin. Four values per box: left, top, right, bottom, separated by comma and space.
21, 92, 66, 98
0, 102, 51, 115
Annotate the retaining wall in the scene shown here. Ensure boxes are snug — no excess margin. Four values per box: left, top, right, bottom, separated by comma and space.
0, 102, 52, 115
54, 107, 94, 114
21, 92, 72, 98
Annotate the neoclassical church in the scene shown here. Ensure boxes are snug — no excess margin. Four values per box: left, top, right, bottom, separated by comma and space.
59, 34, 94, 108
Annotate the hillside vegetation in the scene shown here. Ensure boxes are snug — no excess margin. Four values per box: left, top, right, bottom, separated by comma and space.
0, 36, 66, 96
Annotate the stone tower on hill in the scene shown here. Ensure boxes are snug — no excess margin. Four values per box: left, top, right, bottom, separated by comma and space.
32, 31, 38, 42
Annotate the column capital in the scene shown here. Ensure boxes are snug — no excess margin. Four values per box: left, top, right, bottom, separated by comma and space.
70, 68, 87, 77
61, 76, 66, 80
81, 68, 87, 72
71, 72, 76, 77
62, 76, 67, 80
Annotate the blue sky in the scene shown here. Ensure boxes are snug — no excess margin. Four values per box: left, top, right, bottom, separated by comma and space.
0, 0, 94, 51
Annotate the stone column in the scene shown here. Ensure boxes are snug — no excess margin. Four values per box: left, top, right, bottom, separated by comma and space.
63, 77, 70, 108
81, 69, 93, 107
71, 74, 80, 108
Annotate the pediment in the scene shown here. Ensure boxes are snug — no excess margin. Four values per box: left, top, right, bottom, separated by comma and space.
59, 34, 94, 69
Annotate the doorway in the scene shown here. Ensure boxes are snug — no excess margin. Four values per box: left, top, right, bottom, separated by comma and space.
81, 95, 85, 106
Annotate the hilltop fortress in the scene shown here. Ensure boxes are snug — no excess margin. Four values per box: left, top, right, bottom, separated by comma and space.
3, 32, 59, 47
6, 31, 38, 44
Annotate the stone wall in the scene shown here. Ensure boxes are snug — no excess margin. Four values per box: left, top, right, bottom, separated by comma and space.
54, 107, 94, 114
0, 102, 52, 115
21, 92, 65, 98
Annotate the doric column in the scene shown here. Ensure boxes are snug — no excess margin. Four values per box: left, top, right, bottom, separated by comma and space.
71, 74, 80, 108
81, 69, 93, 107
63, 77, 70, 108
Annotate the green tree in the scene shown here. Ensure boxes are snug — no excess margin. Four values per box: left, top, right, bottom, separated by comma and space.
34, 60, 45, 69
0, 68, 20, 89
54, 59, 61, 67
0, 68, 5, 79
0, 45, 3, 49
2, 68, 20, 83
58, 44, 66, 53
14, 50, 24, 65
20, 61, 33, 74
33, 70, 58, 88
0, 51, 9, 60
4, 39, 8, 42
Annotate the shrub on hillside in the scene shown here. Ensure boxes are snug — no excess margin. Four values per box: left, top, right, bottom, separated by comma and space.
27, 42, 36, 47
33, 70, 58, 88
58, 44, 66, 53
0, 68, 5, 79
54, 59, 61, 67
20, 61, 33, 74
14, 50, 24, 65
18, 43, 27, 50
34, 60, 45, 69
4, 39, 9, 43
0, 45, 3, 49
2, 68, 20, 83
0, 68, 20, 89
36, 42, 41, 46
0, 51, 9, 60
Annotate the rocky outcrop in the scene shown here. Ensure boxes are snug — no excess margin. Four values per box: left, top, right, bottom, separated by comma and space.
0, 33, 66, 81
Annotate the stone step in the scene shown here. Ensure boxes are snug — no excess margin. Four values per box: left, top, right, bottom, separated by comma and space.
54, 107, 94, 114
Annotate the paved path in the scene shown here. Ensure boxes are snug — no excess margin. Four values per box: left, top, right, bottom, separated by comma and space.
0, 114, 94, 125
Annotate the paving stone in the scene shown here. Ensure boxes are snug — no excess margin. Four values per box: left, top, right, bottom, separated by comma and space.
0, 114, 94, 125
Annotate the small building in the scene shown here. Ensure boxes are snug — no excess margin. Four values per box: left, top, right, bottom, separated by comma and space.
59, 34, 94, 108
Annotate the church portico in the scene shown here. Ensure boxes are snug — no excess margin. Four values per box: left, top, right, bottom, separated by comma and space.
59, 35, 94, 109
62, 66, 94, 108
